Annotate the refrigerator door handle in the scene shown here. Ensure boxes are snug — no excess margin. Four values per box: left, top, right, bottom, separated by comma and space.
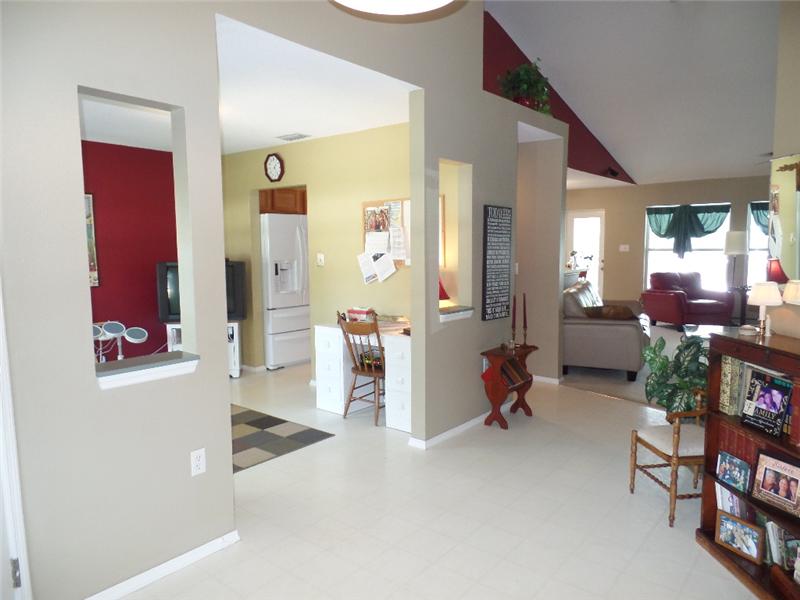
296, 223, 308, 304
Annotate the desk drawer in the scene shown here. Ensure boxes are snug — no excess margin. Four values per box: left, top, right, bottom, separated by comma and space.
385, 371, 411, 394
386, 390, 412, 433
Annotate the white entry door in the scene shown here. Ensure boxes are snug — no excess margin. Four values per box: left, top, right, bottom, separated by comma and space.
566, 210, 605, 297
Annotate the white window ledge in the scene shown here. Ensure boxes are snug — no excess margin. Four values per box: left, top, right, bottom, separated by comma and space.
96, 351, 199, 390
439, 306, 474, 323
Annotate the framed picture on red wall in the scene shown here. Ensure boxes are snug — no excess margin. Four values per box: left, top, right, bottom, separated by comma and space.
85, 194, 99, 287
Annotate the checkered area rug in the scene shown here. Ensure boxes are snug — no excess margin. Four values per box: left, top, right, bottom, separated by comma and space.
231, 404, 334, 473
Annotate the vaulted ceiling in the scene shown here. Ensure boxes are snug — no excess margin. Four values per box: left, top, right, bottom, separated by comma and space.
486, 1, 780, 185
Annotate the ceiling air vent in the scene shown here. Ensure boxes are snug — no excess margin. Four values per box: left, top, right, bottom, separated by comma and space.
276, 133, 311, 142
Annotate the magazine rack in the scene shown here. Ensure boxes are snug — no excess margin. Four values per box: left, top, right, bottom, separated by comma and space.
698, 331, 800, 599
480, 343, 537, 429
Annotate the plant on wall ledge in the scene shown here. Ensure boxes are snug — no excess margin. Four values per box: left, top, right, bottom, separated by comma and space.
498, 59, 551, 115
642, 335, 708, 413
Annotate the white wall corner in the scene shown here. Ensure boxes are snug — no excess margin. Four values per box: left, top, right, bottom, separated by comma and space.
84, 530, 239, 600
407, 402, 514, 450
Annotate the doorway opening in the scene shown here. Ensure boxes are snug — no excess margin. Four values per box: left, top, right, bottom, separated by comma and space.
566, 210, 605, 296
215, 14, 421, 472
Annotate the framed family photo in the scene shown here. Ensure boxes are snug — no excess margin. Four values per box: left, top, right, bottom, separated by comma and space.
715, 511, 764, 564
751, 451, 800, 517
717, 451, 751, 493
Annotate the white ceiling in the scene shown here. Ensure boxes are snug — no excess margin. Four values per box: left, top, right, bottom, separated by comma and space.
216, 15, 418, 155
79, 15, 417, 155
566, 168, 632, 191
79, 95, 172, 151
487, 1, 780, 185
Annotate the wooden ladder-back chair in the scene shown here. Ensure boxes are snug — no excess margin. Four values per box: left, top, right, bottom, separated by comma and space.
629, 391, 707, 527
337, 310, 385, 426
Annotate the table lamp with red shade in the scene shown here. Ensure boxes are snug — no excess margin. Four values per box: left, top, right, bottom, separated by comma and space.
438, 276, 450, 301
767, 257, 789, 284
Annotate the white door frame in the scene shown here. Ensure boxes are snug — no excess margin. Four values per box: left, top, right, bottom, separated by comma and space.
0, 274, 33, 599
565, 209, 605, 297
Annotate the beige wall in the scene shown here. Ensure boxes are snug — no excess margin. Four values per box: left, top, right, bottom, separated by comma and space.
773, 2, 800, 159
771, 2, 800, 338
517, 139, 567, 380
2, 4, 235, 598
222, 124, 411, 367
2, 2, 567, 595
566, 176, 769, 300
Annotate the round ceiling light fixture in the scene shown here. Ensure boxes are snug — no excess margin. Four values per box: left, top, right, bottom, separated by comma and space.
332, 0, 454, 16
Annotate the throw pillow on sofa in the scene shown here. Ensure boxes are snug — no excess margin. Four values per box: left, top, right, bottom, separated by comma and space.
583, 305, 638, 320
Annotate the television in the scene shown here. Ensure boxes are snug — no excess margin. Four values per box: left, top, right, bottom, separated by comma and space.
156, 260, 246, 323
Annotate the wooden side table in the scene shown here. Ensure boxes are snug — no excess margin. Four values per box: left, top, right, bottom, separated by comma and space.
480, 343, 538, 429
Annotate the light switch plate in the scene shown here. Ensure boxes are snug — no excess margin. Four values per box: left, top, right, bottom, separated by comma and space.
316, 252, 325, 267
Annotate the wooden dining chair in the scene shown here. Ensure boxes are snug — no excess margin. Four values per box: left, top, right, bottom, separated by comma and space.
629, 393, 707, 527
337, 311, 385, 426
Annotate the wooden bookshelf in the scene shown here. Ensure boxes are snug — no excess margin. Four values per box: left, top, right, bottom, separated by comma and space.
700, 331, 800, 599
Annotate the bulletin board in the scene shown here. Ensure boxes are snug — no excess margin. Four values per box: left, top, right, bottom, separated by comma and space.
362, 198, 410, 268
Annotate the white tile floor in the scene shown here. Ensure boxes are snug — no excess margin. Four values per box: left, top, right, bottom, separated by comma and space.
125, 365, 756, 600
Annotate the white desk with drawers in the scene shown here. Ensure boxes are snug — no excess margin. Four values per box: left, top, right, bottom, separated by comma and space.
314, 324, 411, 433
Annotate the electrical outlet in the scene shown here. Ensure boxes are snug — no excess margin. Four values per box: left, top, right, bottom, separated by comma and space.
482, 357, 489, 372
514, 262, 519, 275
619, 244, 630, 252
190, 448, 206, 477
316, 252, 325, 267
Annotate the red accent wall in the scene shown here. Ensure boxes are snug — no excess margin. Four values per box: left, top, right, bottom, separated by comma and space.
82, 141, 177, 358
483, 11, 635, 185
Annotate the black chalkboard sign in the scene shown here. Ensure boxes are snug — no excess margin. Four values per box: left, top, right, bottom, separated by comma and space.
482, 205, 512, 321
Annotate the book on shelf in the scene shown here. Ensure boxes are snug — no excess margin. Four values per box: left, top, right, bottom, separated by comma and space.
766, 521, 800, 571
767, 521, 788, 570
720, 356, 744, 416
740, 365, 793, 438
757, 512, 774, 565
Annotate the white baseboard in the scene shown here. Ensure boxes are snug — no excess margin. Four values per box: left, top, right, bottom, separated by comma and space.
241, 365, 267, 374
408, 402, 513, 450
85, 530, 240, 600
533, 375, 561, 385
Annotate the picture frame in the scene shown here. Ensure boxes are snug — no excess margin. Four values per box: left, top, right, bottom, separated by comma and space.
740, 365, 792, 437
85, 193, 99, 287
717, 450, 751, 493
715, 511, 764, 564
715, 481, 744, 518
751, 450, 800, 517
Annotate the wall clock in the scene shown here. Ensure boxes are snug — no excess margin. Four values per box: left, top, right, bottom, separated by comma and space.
264, 153, 285, 182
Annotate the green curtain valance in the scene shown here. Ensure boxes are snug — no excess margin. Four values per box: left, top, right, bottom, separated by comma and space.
646, 204, 731, 258
750, 201, 770, 236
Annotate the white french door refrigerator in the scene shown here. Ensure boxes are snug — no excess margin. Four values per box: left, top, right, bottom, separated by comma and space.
261, 213, 310, 370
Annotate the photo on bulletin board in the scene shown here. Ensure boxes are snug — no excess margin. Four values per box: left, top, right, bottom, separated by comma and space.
362, 198, 410, 269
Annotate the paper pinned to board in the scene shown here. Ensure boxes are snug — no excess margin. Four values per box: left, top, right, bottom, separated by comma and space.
389, 225, 406, 261
357, 253, 378, 285
365, 231, 390, 255
374, 253, 397, 282
386, 200, 402, 227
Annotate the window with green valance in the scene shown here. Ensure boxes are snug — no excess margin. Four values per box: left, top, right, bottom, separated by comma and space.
749, 201, 770, 236
645, 204, 731, 258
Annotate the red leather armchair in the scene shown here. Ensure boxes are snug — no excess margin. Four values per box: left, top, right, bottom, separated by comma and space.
640, 272, 734, 327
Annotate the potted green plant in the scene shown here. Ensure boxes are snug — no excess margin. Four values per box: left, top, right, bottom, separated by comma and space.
498, 59, 551, 115
642, 335, 708, 413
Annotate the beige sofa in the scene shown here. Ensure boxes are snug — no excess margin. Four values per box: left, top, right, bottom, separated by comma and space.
562, 281, 651, 381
